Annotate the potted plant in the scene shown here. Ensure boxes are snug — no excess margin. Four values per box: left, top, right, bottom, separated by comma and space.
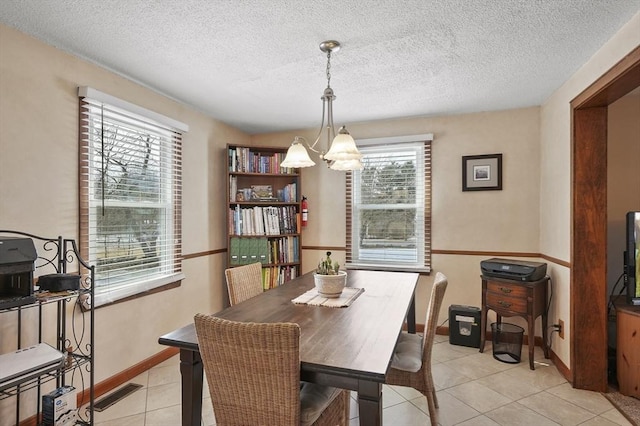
313, 251, 347, 298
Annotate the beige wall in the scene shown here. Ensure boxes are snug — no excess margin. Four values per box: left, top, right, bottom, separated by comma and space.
539, 11, 640, 366
253, 107, 542, 333
606, 89, 640, 350
607, 90, 640, 296
0, 24, 249, 423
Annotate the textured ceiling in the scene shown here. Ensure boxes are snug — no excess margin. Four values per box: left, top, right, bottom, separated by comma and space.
1, 1, 638, 134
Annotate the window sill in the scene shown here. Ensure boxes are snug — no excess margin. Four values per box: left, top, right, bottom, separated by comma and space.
345, 263, 431, 274
92, 273, 185, 309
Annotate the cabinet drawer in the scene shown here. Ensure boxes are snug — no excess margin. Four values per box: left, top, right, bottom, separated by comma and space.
487, 281, 528, 298
486, 292, 528, 314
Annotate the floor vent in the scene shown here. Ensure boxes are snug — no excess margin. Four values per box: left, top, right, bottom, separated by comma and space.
94, 383, 143, 412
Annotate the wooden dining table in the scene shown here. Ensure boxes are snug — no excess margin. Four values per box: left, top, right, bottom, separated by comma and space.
158, 269, 418, 426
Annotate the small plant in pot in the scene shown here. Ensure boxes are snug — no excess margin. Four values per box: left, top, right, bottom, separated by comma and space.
314, 251, 347, 298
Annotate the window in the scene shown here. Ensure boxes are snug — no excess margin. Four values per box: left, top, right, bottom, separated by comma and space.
78, 87, 188, 306
346, 135, 432, 272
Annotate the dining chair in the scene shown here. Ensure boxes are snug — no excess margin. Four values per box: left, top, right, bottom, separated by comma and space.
386, 271, 448, 426
224, 262, 263, 305
194, 314, 350, 426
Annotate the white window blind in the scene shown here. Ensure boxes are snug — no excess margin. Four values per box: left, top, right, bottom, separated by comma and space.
346, 137, 431, 272
78, 87, 187, 306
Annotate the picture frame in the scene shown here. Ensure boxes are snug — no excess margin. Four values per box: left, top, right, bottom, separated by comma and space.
462, 153, 502, 191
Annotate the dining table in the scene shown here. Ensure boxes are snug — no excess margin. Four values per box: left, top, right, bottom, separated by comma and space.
158, 269, 419, 426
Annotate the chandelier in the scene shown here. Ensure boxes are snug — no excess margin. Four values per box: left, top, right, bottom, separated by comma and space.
280, 40, 363, 171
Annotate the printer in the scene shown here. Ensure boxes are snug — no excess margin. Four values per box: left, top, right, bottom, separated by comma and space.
0, 237, 37, 309
480, 258, 547, 282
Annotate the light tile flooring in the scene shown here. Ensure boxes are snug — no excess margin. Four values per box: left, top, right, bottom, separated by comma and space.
91, 335, 632, 425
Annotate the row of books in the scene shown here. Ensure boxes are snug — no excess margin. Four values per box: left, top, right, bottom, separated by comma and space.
261, 265, 298, 289
278, 183, 297, 203
229, 236, 299, 266
228, 147, 296, 174
229, 205, 299, 236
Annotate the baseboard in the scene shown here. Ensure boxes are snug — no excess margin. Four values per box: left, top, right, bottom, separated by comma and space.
89, 347, 179, 403
19, 347, 179, 426
549, 347, 571, 382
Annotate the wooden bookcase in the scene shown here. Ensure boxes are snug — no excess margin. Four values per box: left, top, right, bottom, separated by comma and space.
226, 144, 302, 289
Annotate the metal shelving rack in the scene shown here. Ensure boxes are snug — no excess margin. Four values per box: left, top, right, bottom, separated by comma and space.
0, 230, 95, 425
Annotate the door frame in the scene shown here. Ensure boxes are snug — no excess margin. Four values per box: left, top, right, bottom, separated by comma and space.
570, 46, 640, 391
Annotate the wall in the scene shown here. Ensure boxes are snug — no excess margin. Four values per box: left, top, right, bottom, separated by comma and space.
607, 90, 640, 301
539, 11, 640, 367
606, 89, 640, 350
253, 106, 542, 334
0, 24, 249, 423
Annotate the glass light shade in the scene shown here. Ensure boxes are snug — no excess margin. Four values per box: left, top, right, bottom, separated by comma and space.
280, 139, 316, 168
323, 126, 362, 161
330, 158, 364, 171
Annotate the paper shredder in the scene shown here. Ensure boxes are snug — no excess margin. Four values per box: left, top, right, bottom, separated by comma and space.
448, 304, 481, 348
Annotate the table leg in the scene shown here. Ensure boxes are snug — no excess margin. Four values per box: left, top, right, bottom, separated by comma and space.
179, 349, 203, 426
527, 316, 535, 370
479, 306, 487, 353
358, 380, 382, 426
542, 307, 549, 360
407, 295, 416, 334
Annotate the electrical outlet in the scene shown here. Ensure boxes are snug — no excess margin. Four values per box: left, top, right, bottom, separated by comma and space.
558, 319, 564, 339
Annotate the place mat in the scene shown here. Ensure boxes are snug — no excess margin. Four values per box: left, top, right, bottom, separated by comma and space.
292, 287, 365, 308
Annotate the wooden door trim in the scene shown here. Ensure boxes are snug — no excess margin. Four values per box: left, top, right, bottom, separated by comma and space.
571, 107, 608, 391
572, 46, 640, 108
570, 46, 640, 391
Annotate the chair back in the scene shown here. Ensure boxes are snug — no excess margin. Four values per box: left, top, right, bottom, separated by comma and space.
194, 314, 302, 425
225, 262, 263, 305
421, 272, 448, 363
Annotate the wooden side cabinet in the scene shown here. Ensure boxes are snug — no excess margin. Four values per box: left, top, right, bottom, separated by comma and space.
614, 297, 640, 398
479, 275, 550, 370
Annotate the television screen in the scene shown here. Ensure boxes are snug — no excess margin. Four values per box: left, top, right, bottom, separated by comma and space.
625, 211, 640, 305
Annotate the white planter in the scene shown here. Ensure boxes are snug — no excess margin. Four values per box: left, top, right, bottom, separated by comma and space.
313, 271, 347, 298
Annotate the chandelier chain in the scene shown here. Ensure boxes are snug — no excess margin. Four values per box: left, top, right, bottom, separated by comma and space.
279, 40, 363, 171
326, 51, 332, 88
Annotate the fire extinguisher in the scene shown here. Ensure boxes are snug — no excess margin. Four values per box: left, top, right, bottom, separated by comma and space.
301, 196, 308, 227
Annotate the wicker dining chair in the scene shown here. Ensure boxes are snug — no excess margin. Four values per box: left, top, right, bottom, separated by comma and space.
386, 272, 448, 426
224, 262, 263, 305
194, 314, 349, 426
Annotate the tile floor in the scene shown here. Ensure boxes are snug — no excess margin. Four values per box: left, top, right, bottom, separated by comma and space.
90, 335, 632, 425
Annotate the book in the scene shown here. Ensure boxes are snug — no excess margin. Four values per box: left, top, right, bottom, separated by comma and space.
251, 185, 275, 200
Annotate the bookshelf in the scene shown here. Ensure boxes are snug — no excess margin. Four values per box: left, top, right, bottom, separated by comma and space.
226, 144, 302, 289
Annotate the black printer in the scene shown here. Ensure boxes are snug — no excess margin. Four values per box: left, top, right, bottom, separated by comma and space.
0, 237, 37, 309
480, 258, 547, 282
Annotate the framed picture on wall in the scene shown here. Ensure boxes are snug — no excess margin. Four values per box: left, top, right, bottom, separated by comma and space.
462, 153, 502, 191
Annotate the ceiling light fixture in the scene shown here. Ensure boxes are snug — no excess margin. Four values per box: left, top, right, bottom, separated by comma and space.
280, 40, 363, 171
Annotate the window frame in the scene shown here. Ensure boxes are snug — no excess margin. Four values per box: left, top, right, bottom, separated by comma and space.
78, 87, 188, 307
346, 134, 432, 273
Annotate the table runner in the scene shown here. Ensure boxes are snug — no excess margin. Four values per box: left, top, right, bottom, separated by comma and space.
292, 287, 364, 308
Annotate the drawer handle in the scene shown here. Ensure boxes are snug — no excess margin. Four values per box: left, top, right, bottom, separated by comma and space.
498, 300, 512, 308
500, 287, 512, 294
